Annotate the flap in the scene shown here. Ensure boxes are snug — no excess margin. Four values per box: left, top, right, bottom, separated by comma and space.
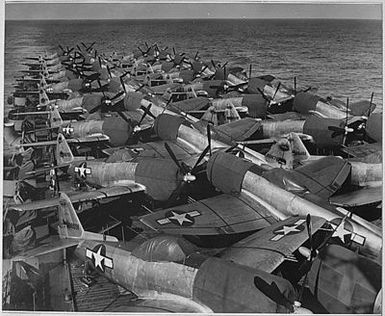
220, 216, 326, 273
139, 192, 277, 235
330, 186, 382, 207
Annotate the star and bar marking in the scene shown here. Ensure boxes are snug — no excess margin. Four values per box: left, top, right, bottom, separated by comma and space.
62, 125, 74, 136
271, 219, 305, 241
75, 162, 92, 179
329, 217, 366, 246
86, 244, 113, 272
157, 210, 201, 226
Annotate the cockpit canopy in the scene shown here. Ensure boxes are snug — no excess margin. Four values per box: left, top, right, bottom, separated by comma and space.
132, 235, 197, 263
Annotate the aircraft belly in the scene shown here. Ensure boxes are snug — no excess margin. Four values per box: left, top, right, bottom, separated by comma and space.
315, 101, 347, 119
350, 162, 382, 187
57, 96, 83, 111
79, 243, 197, 299
51, 81, 68, 93
72, 120, 104, 138
88, 162, 137, 186
261, 120, 305, 138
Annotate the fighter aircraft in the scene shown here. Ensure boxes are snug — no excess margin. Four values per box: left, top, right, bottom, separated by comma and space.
10, 191, 324, 313
139, 150, 382, 260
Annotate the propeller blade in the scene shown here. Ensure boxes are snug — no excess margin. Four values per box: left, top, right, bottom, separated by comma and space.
120, 76, 127, 94
111, 90, 125, 101
87, 41, 96, 52
89, 104, 101, 114
306, 214, 314, 258
141, 104, 157, 120
164, 142, 182, 170
207, 123, 212, 156
249, 64, 252, 79
107, 65, 112, 78
367, 92, 374, 118
257, 87, 270, 101
272, 82, 281, 100
191, 145, 210, 173
117, 111, 131, 124
97, 80, 106, 98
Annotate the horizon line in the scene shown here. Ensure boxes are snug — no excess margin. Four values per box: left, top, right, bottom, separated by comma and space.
5, 17, 382, 21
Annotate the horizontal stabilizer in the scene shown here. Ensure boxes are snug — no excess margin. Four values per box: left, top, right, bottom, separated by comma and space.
330, 186, 382, 207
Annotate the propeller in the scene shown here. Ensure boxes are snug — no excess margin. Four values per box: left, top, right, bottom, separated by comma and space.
291, 76, 314, 95
328, 97, 353, 145
89, 80, 125, 113
297, 212, 351, 300
164, 140, 211, 203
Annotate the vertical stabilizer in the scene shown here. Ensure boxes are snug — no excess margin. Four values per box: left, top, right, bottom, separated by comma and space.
56, 133, 74, 166
58, 192, 84, 239
290, 132, 310, 165
38, 84, 50, 107
49, 105, 63, 128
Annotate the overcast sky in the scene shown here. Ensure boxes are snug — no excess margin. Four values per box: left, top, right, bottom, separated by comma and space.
5, 1, 382, 20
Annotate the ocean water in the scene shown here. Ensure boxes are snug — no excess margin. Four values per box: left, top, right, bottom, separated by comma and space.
4, 19, 383, 107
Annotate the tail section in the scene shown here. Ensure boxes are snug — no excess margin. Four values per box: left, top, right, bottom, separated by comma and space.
38, 84, 50, 107
58, 192, 84, 238
58, 192, 118, 241
290, 132, 310, 165
56, 133, 74, 165
265, 132, 310, 169
265, 137, 294, 169
49, 105, 63, 128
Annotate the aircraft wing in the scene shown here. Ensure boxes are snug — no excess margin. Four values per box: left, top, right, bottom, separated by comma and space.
329, 186, 382, 207
212, 118, 262, 143
67, 184, 146, 204
291, 156, 351, 199
17, 135, 110, 147
8, 184, 146, 212
220, 216, 327, 273
11, 235, 80, 261
341, 143, 382, 161
169, 97, 210, 114
139, 192, 277, 235
104, 293, 212, 313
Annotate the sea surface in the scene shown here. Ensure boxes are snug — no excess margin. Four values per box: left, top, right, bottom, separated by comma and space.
4, 19, 383, 109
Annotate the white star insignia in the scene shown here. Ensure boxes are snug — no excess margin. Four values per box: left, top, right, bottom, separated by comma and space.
168, 211, 192, 226
63, 125, 73, 136
275, 225, 301, 235
75, 163, 92, 178
93, 246, 105, 271
330, 220, 351, 243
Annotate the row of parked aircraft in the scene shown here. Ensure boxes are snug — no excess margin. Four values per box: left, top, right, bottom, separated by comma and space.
3, 41, 382, 313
